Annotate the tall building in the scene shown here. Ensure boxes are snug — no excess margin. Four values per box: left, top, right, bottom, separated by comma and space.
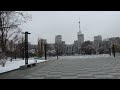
37, 38, 47, 57
77, 19, 84, 54
55, 35, 66, 55
55, 35, 62, 43
109, 37, 120, 46
73, 40, 78, 54
94, 35, 102, 53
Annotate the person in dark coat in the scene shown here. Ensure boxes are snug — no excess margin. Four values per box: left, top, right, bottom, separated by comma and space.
109, 48, 111, 56
112, 45, 116, 57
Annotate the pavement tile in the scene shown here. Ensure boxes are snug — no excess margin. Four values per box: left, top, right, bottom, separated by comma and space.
94, 75, 114, 79
61, 76, 78, 79
27, 77, 45, 79
77, 74, 93, 77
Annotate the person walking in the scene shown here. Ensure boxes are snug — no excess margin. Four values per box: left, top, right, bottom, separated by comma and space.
112, 45, 116, 57
109, 48, 111, 56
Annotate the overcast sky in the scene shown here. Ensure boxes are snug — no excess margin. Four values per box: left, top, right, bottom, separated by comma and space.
20, 11, 120, 44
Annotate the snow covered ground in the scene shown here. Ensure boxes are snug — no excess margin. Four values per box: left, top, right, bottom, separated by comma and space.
0, 58, 47, 74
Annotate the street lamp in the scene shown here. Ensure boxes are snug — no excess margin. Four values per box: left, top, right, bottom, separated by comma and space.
22, 31, 31, 65
56, 44, 58, 59
44, 43, 47, 60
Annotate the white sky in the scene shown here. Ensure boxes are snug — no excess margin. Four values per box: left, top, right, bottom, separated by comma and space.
20, 11, 120, 44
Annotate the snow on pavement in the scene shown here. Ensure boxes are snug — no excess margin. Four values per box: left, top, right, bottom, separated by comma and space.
0, 59, 47, 74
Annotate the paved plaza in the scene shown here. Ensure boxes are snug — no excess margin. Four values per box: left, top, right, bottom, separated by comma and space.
1, 55, 120, 79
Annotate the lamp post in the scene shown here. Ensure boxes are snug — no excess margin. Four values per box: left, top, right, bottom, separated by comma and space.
22, 31, 31, 65
44, 43, 47, 60
56, 44, 58, 59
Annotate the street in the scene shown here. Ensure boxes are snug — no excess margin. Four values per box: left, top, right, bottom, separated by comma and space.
1, 55, 120, 79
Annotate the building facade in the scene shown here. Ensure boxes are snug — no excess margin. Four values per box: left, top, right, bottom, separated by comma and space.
55, 35, 66, 55
94, 35, 102, 54
77, 20, 84, 54
73, 40, 78, 54
66, 44, 74, 55
109, 37, 120, 46
55, 35, 62, 43
37, 38, 47, 57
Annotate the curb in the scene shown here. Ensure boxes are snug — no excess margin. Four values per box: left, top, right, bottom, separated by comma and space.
0, 68, 19, 75
0, 60, 48, 75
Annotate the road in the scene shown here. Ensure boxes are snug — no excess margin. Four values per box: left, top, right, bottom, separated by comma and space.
1, 55, 120, 79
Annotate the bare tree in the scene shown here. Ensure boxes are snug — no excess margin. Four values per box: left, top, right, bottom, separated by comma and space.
0, 11, 31, 66
0, 11, 31, 52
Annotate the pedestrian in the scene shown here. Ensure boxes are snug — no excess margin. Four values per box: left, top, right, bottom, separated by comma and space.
112, 45, 116, 57
109, 48, 111, 56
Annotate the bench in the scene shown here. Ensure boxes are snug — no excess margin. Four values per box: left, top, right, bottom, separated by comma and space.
27, 63, 36, 67
20, 63, 37, 70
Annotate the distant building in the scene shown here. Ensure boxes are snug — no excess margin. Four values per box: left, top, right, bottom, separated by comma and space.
101, 39, 111, 54
28, 44, 37, 51
55, 35, 62, 43
66, 44, 74, 55
109, 37, 120, 46
47, 43, 55, 51
61, 41, 66, 55
94, 35, 102, 42
94, 35, 102, 54
77, 32, 84, 44
38, 39, 47, 50
37, 38, 47, 57
73, 40, 78, 54
77, 19, 84, 54
55, 35, 66, 55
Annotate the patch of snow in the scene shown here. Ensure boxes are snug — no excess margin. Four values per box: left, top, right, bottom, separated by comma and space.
0, 59, 47, 74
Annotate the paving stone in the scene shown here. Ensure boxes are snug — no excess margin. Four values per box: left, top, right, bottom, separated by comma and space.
48, 72, 62, 75
77, 77, 97, 79
61, 76, 78, 79
94, 75, 114, 78
44, 76, 61, 79
77, 74, 93, 77
91, 72, 106, 75
46, 74, 61, 77
62, 73, 76, 76
108, 73, 120, 76
27, 77, 45, 79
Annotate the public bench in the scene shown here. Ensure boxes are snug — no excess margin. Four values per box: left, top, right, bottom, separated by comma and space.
20, 63, 37, 70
